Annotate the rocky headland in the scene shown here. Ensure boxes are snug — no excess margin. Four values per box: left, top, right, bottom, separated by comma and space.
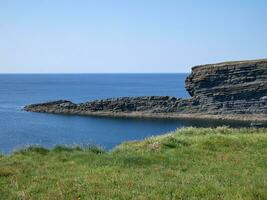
24, 59, 267, 122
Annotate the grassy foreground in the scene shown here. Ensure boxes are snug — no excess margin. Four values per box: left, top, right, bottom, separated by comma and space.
1, 127, 267, 200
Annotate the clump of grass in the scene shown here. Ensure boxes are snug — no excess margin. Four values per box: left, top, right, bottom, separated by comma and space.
52, 144, 105, 154
0, 168, 14, 177
13, 145, 49, 155
162, 136, 190, 149
52, 145, 76, 152
82, 144, 105, 154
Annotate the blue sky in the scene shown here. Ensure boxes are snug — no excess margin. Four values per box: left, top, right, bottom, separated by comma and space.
0, 0, 267, 73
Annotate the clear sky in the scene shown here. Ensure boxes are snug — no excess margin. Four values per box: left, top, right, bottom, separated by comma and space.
0, 0, 267, 73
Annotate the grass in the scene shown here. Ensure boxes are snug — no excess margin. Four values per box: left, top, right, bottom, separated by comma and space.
0, 127, 267, 200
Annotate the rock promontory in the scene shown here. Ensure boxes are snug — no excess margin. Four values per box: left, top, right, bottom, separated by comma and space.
24, 59, 267, 122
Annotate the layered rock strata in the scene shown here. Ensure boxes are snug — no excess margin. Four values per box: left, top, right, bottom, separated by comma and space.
185, 59, 267, 115
24, 59, 267, 122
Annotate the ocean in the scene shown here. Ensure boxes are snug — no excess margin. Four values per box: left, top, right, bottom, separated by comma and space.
0, 74, 252, 154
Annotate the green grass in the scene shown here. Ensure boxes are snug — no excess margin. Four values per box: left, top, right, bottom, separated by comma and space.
1, 127, 267, 200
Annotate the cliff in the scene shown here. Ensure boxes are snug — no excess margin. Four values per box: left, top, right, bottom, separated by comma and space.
185, 59, 267, 115
24, 59, 267, 122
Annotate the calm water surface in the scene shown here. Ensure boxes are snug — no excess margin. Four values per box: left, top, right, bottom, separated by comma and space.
0, 74, 254, 154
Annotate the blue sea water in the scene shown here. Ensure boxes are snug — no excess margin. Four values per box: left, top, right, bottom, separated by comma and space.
0, 74, 252, 154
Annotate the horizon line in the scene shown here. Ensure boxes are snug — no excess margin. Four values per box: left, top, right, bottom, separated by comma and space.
0, 72, 190, 75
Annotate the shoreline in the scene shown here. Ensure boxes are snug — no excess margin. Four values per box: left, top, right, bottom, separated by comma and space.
27, 109, 267, 123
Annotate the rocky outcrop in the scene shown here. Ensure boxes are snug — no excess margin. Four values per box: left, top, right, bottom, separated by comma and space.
24, 97, 197, 114
185, 59, 267, 115
24, 59, 267, 122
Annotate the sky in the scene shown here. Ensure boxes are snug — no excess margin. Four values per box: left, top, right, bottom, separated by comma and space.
0, 0, 267, 73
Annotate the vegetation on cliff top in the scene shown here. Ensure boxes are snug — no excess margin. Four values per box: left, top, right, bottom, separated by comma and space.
1, 127, 267, 200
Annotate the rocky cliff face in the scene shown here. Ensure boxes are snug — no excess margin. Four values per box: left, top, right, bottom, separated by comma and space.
24, 59, 267, 121
185, 59, 267, 115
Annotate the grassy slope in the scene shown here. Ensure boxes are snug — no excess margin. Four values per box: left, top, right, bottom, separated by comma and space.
1, 127, 267, 200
